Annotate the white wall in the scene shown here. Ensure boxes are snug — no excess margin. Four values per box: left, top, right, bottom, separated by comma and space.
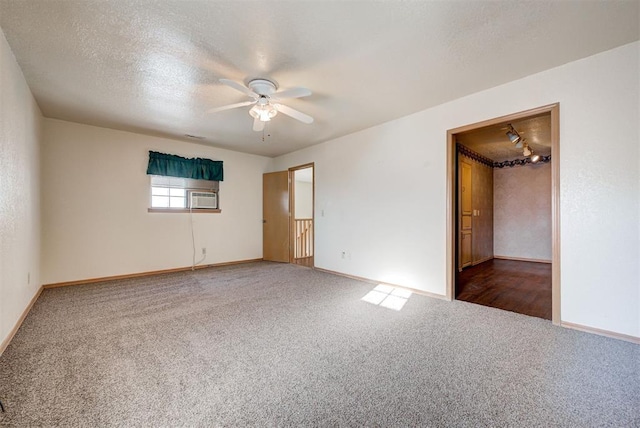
494, 162, 552, 261
42, 119, 272, 284
273, 42, 640, 338
0, 27, 42, 347
294, 180, 313, 219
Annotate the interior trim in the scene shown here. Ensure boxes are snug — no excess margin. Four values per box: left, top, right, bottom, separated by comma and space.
43, 258, 264, 289
288, 162, 315, 267
0, 285, 43, 357
472, 256, 493, 266
314, 267, 448, 301
458, 143, 552, 169
550, 104, 561, 324
493, 255, 552, 264
147, 208, 221, 214
446, 103, 561, 325
457, 144, 494, 167
561, 322, 640, 345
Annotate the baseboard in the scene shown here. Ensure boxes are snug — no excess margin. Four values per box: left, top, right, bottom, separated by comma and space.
313, 267, 448, 301
471, 256, 493, 266
43, 258, 264, 289
561, 321, 640, 345
494, 255, 552, 264
0, 285, 43, 357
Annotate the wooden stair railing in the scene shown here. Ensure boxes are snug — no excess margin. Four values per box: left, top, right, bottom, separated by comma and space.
294, 219, 313, 259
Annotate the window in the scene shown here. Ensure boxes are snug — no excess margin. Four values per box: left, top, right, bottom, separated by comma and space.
148, 176, 220, 213
151, 186, 187, 208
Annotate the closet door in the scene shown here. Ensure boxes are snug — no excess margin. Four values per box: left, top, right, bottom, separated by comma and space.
472, 162, 494, 264
459, 158, 473, 269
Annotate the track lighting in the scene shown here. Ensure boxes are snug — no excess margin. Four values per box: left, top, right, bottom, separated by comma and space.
522, 141, 540, 162
506, 124, 521, 145
505, 124, 543, 164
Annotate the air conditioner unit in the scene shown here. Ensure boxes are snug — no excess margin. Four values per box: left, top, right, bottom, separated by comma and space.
190, 192, 217, 209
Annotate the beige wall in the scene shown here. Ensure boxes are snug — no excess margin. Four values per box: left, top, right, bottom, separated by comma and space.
41, 119, 272, 284
494, 162, 552, 261
0, 27, 42, 347
273, 42, 639, 338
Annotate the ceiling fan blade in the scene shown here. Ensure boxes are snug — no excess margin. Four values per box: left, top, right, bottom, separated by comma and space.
207, 100, 255, 113
220, 78, 258, 99
253, 117, 265, 132
274, 103, 314, 124
271, 87, 312, 100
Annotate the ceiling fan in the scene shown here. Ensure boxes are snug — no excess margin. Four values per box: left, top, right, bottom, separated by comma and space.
209, 78, 314, 132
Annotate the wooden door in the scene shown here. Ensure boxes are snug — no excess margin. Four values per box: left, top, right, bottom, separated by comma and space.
472, 161, 494, 265
459, 158, 473, 269
263, 171, 290, 262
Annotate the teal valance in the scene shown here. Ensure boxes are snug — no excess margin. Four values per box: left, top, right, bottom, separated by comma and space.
146, 151, 223, 181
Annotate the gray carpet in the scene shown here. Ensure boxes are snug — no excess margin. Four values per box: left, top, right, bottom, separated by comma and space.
0, 262, 638, 427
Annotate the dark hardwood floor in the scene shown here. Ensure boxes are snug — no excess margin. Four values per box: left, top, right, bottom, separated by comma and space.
456, 259, 552, 320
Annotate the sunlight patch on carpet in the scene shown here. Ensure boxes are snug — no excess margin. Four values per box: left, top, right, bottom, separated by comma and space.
361, 284, 412, 310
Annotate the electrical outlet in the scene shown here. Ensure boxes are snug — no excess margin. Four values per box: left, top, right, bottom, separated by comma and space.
202, 248, 206, 255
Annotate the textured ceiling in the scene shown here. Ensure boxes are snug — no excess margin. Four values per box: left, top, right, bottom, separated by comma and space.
0, 1, 637, 157
457, 114, 551, 162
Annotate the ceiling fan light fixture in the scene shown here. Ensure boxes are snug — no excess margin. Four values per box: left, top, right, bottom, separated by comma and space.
215, 77, 314, 128
531, 154, 540, 163
523, 144, 532, 157
249, 103, 278, 122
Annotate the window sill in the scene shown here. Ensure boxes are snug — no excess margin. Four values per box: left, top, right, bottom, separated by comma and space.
148, 208, 221, 214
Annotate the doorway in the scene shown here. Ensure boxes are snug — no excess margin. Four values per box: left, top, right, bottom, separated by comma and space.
446, 104, 560, 324
290, 164, 314, 267
262, 163, 314, 267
